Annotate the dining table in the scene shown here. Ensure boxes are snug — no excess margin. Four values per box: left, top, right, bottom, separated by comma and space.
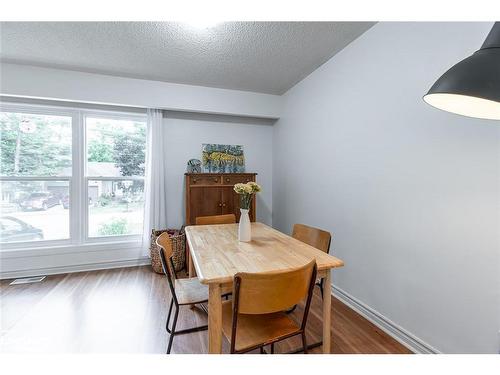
185, 222, 344, 354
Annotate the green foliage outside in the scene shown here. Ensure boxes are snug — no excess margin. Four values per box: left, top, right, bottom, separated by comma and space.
97, 194, 112, 207
1, 113, 146, 207
112, 128, 146, 177
87, 140, 114, 163
87, 120, 145, 176
113, 127, 145, 195
0, 112, 72, 176
0, 113, 146, 179
98, 217, 129, 236
87, 120, 146, 195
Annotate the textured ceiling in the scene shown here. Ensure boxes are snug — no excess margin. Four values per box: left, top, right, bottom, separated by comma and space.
0, 22, 374, 94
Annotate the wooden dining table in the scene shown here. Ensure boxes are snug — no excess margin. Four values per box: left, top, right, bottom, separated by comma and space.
185, 222, 344, 354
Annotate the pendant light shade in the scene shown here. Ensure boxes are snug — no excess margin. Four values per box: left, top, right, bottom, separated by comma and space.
423, 22, 500, 120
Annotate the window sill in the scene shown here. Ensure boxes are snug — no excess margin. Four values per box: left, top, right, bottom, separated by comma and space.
0, 238, 144, 259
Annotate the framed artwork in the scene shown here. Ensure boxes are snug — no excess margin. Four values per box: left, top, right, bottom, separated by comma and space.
201, 144, 245, 173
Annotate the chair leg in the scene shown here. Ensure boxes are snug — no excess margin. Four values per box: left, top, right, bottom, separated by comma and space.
301, 332, 308, 354
319, 279, 324, 299
165, 298, 174, 333
271, 343, 275, 354
260, 347, 265, 354
167, 306, 179, 354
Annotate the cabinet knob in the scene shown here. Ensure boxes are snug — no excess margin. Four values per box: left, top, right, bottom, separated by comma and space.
246, 179, 250, 182
226, 178, 230, 182
222, 203, 226, 207
214, 177, 218, 182
218, 203, 222, 207
193, 178, 197, 183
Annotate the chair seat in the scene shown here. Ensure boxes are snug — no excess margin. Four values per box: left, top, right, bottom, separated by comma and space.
221, 300, 300, 352
175, 278, 231, 305
174, 278, 209, 305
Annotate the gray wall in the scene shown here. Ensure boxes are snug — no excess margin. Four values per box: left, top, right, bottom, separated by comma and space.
164, 112, 274, 228
273, 22, 500, 353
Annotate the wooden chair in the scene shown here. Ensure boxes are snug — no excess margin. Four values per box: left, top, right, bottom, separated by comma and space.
195, 213, 236, 225
292, 224, 332, 298
157, 232, 228, 354
221, 260, 318, 354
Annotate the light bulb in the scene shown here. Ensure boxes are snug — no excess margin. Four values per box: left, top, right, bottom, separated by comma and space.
183, 20, 220, 30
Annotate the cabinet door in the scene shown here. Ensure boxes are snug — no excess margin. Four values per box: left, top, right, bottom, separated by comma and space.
189, 187, 223, 224
221, 187, 237, 219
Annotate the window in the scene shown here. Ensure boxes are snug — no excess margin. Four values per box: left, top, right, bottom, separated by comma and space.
0, 111, 72, 243
0, 104, 146, 248
85, 116, 146, 238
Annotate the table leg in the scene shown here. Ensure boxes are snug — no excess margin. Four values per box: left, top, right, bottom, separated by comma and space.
322, 271, 332, 354
187, 244, 197, 308
208, 283, 223, 354
188, 243, 195, 277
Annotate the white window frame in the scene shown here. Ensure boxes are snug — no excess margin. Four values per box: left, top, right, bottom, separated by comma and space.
83, 111, 146, 244
0, 102, 147, 252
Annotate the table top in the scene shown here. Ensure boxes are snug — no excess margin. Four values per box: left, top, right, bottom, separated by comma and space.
185, 222, 344, 285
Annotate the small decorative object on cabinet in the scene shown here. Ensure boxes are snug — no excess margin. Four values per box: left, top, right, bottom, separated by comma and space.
233, 182, 261, 242
186, 159, 201, 173
185, 173, 257, 225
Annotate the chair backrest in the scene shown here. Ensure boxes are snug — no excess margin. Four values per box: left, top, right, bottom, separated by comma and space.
156, 232, 177, 299
292, 224, 331, 254
157, 232, 173, 260
233, 259, 317, 315
195, 214, 236, 225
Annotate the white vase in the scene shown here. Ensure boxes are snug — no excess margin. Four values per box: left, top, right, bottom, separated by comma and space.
238, 208, 251, 242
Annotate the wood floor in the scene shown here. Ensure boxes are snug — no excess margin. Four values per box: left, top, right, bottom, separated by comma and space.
0, 266, 411, 354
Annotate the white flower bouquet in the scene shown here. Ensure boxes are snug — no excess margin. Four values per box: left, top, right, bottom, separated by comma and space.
233, 182, 261, 210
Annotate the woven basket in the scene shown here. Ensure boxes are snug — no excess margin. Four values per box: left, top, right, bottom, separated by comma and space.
150, 228, 186, 274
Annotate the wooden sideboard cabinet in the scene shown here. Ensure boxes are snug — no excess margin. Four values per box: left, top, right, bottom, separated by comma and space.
185, 173, 257, 225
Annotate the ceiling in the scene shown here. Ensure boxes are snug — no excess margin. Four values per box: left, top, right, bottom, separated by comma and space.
0, 22, 375, 95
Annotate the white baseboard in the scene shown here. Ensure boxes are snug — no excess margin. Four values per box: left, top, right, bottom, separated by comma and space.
332, 285, 440, 354
0, 257, 151, 280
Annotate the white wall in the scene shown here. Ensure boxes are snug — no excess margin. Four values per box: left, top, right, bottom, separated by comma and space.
0, 63, 283, 118
164, 111, 274, 228
273, 22, 500, 353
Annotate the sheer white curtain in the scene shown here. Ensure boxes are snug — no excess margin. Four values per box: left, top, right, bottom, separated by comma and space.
142, 109, 168, 255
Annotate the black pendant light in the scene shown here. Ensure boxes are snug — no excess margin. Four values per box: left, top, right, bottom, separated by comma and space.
423, 22, 500, 120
